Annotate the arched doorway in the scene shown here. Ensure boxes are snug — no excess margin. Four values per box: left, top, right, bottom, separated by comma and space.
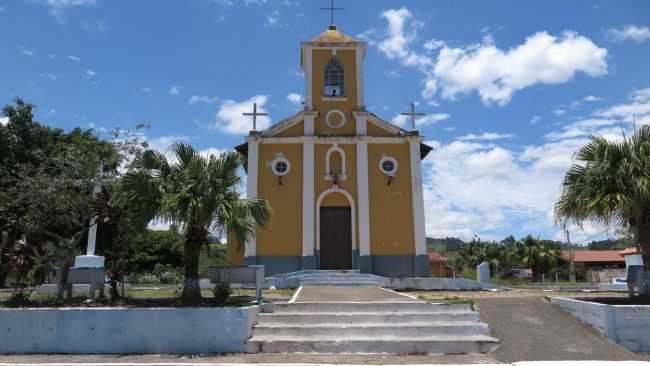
316, 188, 355, 270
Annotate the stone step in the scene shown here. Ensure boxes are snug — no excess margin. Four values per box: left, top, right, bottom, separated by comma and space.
252, 322, 490, 338
247, 335, 500, 354
257, 311, 481, 324
276, 269, 362, 277
290, 275, 384, 283
272, 301, 471, 313
298, 281, 383, 287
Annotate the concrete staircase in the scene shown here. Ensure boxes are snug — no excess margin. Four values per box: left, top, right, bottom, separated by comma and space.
267, 270, 387, 288
247, 301, 499, 354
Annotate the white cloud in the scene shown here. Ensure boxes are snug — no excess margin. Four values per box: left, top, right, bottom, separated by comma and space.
169, 86, 182, 96
606, 25, 650, 43
189, 95, 220, 105
40, 0, 96, 24
594, 88, 650, 123
67, 55, 80, 62
265, 9, 280, 27
583, 95, 602, 102
20, 46, 35, 57
423, 39, 446, 51
377, 8, 430, 68
552, 108, 567, 116
0, 117, 8, 126
458, 132, 513, 141
286, 93, 302, 105
215, 95, 271, 134
432, 31, 608, 105
140, 87, 152, 93
419, 87, 650, 241
530, 115, 542, 125
392, 112, 449, 128
83, 69, 96, 78
373, 8, 608, 106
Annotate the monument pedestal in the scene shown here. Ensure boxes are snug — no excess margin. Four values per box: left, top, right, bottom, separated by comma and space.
74, 255, 105, 268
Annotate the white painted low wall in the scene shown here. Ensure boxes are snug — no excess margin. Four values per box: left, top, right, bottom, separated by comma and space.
0, 306, 259, 354
386, 277, 503, 291
551, 297, 650, 353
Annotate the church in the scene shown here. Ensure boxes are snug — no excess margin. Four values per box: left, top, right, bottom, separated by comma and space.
227, 24, 433, 278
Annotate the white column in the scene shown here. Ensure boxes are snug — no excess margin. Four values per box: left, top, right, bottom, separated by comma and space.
409, 137, 426, 255
302, 141, 315, 257
304, 113, 315, 136
355, 113, 370, 257
304, 47, 313, 109
356, 46, 364, 108
245, 137, 259, 258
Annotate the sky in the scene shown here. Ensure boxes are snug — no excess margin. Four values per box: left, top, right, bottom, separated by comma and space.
2, 0, 650, 244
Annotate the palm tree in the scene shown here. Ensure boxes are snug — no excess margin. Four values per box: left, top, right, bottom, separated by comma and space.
123, 143, 270, 305
555, 126, 650, 255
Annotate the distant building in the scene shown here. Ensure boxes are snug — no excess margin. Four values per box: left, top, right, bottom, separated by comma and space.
427, 251, 448, 277
561, 250, 625, 283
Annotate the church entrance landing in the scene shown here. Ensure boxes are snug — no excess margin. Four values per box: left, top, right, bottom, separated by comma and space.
319, 207, 352, 270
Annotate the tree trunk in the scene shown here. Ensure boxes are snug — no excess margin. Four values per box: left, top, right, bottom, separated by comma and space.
56, 257, 72, 302
637, 223, 650, 256
182, 226, 207, 305
0, 231, 17, 289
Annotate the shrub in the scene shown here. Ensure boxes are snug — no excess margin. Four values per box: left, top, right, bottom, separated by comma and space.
213, 281, 232, 305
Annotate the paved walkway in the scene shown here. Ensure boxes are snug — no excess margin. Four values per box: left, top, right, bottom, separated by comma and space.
294, 286, 419, 302
476, 297, 649, 362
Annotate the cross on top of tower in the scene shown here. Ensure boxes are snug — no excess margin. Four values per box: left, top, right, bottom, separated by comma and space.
242, 103, 268, 132
400, 102, 426, 131
320, 0, 343, 28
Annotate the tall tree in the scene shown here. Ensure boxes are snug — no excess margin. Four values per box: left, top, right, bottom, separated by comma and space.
555, 126, 650, 255
122, 143, 270, 305
0, 98, 118, 289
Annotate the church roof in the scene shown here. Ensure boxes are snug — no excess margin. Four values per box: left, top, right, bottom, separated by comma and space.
310, 25, 360, 44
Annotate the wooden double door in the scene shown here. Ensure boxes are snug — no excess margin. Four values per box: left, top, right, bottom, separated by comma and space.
319, 207, 352, 270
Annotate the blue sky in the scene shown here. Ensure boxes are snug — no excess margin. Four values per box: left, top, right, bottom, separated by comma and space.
2, 0, 650, 243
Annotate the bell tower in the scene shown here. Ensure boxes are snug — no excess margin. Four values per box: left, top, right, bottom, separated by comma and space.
301, 25, 367, 135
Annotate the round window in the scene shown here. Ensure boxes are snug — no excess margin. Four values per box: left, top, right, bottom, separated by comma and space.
379, 156, 398, 176
325, 109, 346, 128
275, 161, 288, 174
271, 157, 291, 176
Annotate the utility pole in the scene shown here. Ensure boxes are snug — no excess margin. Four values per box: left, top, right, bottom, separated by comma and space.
566, 228, 576, 282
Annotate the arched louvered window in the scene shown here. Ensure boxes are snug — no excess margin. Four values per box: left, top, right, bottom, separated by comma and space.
324, 57, 344, 97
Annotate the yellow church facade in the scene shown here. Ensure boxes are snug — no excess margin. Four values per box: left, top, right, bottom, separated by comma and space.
229, 26, 432, 278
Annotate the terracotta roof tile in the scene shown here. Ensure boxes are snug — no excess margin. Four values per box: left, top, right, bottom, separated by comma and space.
427, 251, 447, 262
619, 247, 642, 256
561, 250, 624, 263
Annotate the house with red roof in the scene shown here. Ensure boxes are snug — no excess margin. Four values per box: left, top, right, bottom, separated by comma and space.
427, 251, 448, 277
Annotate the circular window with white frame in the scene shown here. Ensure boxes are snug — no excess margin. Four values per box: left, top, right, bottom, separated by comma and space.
271, 156, 291, 176
325, 109, 346, 128
379, 156, 398, 176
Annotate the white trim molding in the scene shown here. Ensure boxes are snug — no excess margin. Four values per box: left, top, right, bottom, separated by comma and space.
354, 110, 368, 135
302, 142, 315, 257
305, 48, 313, 109
316, 187, 357, 260
324, 144, 347, 181
248, 135, 415, 145
304, 111, 316, 136
356, 141, 370, 257
408, 138, 426, 256
356, 47, 364, 108
245, 139, 259, 258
